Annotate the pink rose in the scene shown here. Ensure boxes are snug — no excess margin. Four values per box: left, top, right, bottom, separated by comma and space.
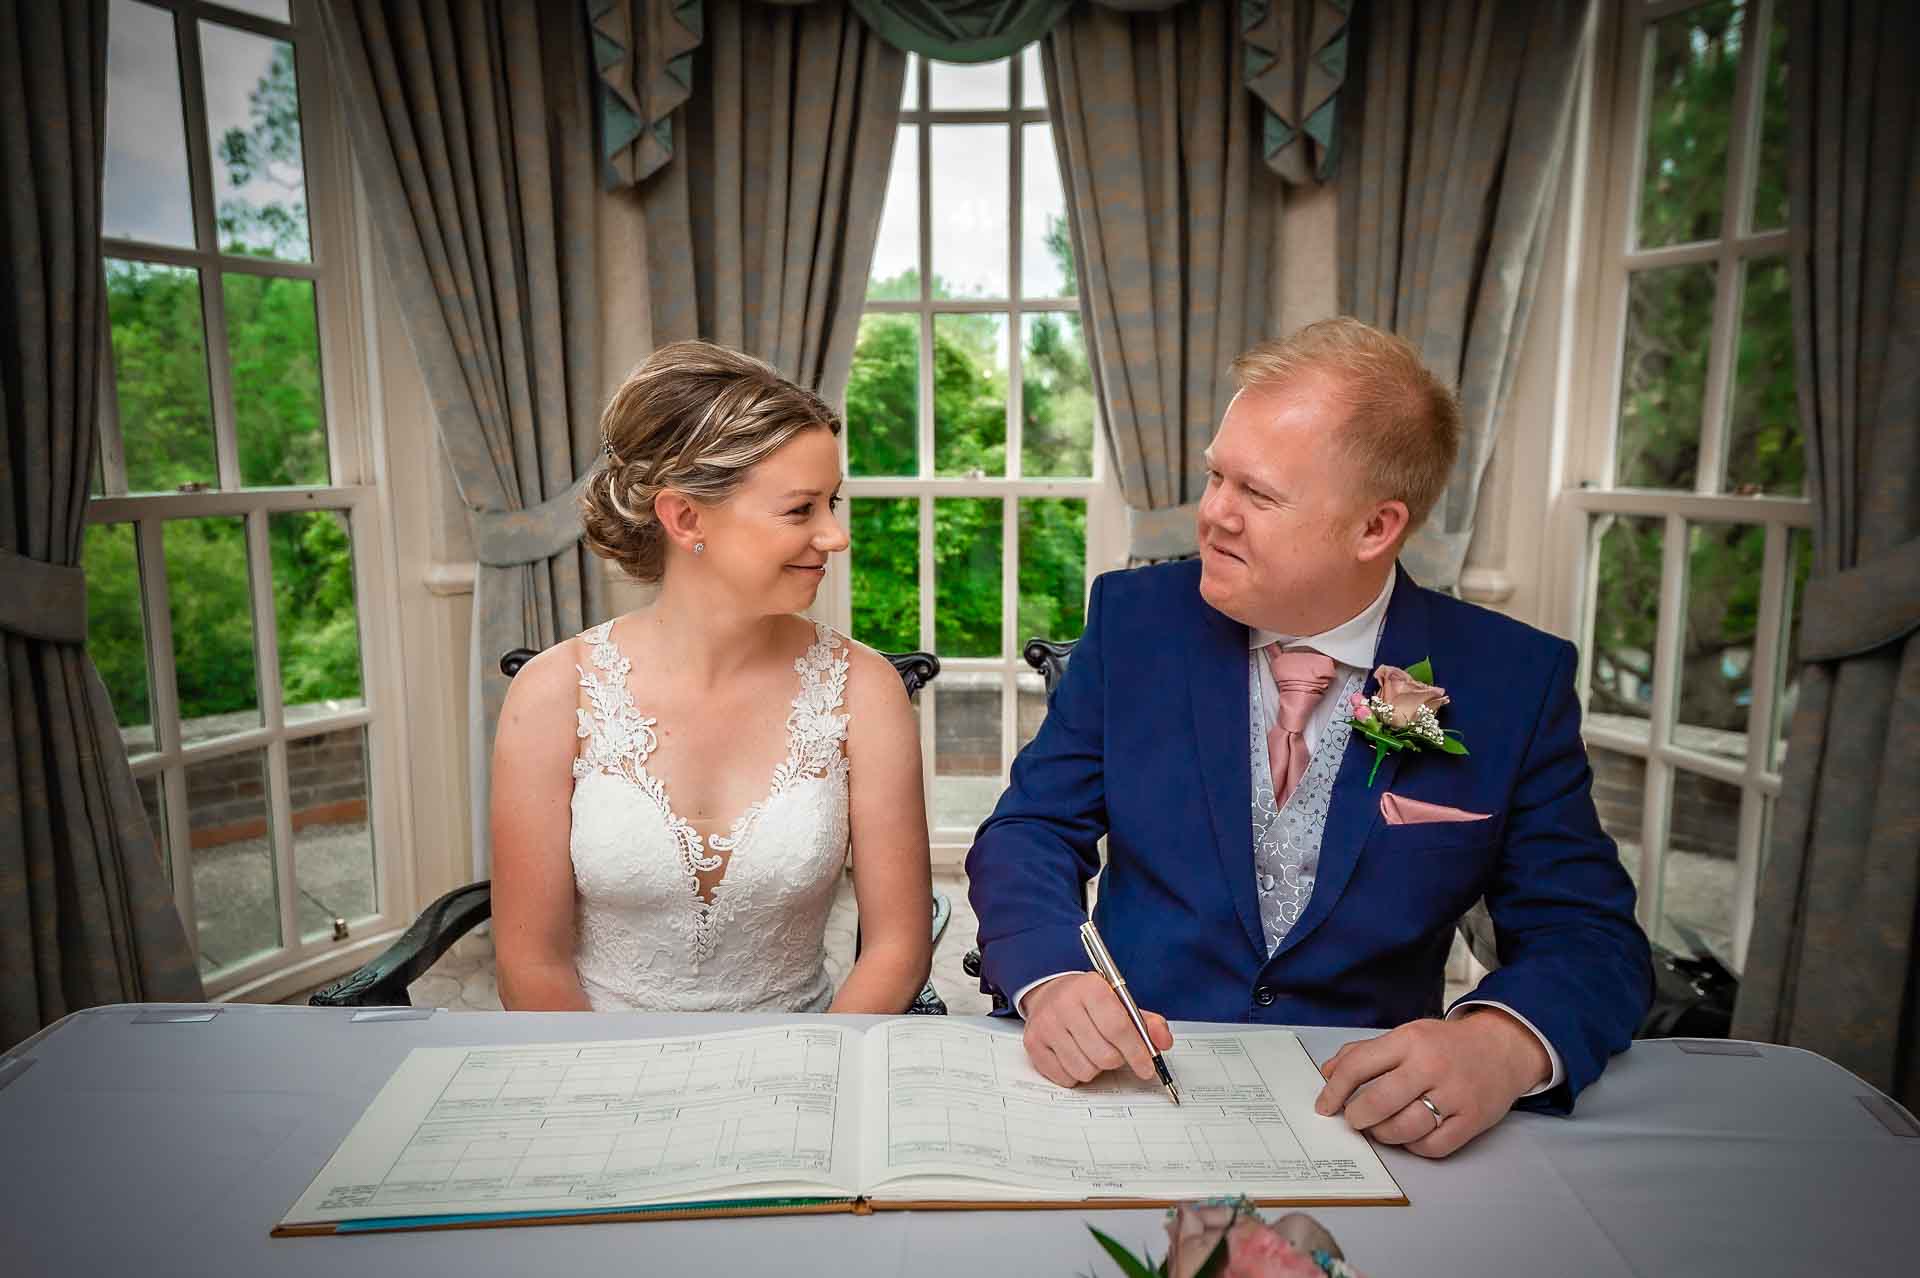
1372, 663, 1449, 728
1347, 692, 1371, 719
1165, 1202, 1241, 1278
1221, 1220, 1331, 1278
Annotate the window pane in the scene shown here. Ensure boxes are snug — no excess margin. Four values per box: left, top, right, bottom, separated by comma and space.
188, 747, 279, 975
901, 55, 919, 111
202, 22, 311, 260
1021, 312, 1094, 477
1021, 44, 1046, 110
934, 673, 1001, 830
165, 516, 262, 740
107, 259, 218, 493
1022, 124, 1072, 297
212, 0, 290, 20
1723, 258, 1801, 495
1016, 669, 1048, 752
137, 772, 170, 881
1751, 1, 1789, 232
270, 510, 363, 719
1636, 0, 1743, 249
1588, 745, 1646, 896
104, 0, 195, 248
1772, 527, 1811, 771
293, 727, 376, 943
1660, 770, 1741, 963
930, 125, 1008, 298
84, 523, 155, 753
850, 498, 920, 652
1587, 515, 1662, 740
934, 313, 1008, 477
869, 128, 919, 300
1673, 521, 1761, 764
1615, 263, 1716, 489
1018, 498, 1085, 646
226, 272, 329, 486
934, 498, 1002, 656
929, 57, 1009, 110
846, 314, 918, 476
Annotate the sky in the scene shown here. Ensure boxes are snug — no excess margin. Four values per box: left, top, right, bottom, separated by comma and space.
870, 50, 1073, 302
103, 0, 303, 255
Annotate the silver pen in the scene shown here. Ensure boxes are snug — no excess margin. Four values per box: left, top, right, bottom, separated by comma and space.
1079, 919, 1181, 1104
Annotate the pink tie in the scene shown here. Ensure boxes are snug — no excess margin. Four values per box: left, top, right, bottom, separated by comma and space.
1265, 648, 1336, 807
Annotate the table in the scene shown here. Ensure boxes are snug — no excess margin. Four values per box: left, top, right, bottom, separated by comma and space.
2, 1005, 1914, 1276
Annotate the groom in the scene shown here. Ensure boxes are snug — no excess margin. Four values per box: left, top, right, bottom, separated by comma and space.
967, 318, 1651, 1158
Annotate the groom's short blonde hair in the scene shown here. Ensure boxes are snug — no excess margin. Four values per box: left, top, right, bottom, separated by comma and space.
1230, 318, 1461, 535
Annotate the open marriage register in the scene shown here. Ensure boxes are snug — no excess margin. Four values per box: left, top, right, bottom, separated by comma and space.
275, 1019, 1406, 1235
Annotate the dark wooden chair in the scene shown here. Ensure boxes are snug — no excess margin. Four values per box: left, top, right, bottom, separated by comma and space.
961, 638, 1081, 1012
311, 644, 950, 1014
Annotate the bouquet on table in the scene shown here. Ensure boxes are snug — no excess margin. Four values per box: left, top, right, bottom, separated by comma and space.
1090, 1198, 1367, 1278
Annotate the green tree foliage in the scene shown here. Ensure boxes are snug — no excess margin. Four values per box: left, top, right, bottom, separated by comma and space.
1593, 0, 1804, 736
845, 209, 1093, 657
90, 44, 356, 729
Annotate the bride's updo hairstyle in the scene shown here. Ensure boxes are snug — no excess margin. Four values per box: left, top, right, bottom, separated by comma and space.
581, 341, 841, 582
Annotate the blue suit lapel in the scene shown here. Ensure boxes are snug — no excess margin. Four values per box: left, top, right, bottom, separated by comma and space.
1189, 598, 1265, 961
1271, 564, 1431, 963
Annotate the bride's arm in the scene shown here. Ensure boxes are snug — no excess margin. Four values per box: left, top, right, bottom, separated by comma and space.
490, 642, 593, 1011
830, 643, 934, 1014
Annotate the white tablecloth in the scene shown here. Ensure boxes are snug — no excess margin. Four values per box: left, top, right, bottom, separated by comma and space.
1, 1004, 1914, 1276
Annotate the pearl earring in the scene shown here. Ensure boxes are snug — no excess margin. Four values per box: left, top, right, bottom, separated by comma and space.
692, 542, 705, 556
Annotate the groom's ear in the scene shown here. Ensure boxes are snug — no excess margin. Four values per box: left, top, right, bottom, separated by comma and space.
1354, 498, 1410, 563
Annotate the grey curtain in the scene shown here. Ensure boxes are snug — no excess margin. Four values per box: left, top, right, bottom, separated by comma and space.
1043, 0, 1278, 563
1732, 0, 1920, 1109
638, 0, 907, 398
1340, 0, 1588, 590
591, 0, 1348, 190
0, 0, 202, 1048
317, 0, 606, 876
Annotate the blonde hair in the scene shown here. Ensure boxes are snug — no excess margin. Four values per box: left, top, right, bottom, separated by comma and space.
1229, 317, 1461, 534
581, 341, 840, 582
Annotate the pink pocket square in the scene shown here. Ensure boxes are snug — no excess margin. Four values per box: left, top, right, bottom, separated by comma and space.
1380, 793, 1492, 825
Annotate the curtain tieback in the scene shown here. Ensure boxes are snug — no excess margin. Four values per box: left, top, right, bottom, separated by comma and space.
0, 548, 86, 643
471, 468, 599, 568
1126, 501, 1202, 564
1800, 536, 1920, 663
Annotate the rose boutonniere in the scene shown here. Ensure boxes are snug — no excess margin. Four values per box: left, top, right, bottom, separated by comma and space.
1346, 658, 1468, 785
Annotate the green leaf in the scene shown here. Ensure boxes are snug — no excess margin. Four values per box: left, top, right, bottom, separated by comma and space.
1087, 1227, 1162, 1278
1438, 735, 1470, 755
1406, 657, 1435, 685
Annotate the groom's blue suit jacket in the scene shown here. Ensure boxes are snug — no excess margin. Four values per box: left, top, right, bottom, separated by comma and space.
967, 559, 1652, 1112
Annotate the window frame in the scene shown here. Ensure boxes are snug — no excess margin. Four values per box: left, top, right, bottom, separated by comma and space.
1556, 0, 1808, 973
89, 0, 413, 1000
833, 51, 1116, 866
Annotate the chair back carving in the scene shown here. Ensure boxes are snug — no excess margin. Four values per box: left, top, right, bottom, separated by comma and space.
1022, 638, 1075, 695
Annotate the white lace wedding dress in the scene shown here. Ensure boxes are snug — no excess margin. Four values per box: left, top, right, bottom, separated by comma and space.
567, 618, 851, 1012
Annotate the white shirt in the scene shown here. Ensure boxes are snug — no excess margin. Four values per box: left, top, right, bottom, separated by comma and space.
1010, 570, 1565, 1095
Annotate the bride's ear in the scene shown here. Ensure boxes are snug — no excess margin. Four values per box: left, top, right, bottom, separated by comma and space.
654, 489, 706, 554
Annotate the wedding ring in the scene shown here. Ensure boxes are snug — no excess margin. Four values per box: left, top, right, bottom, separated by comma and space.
1418, 1095, 1445, 1131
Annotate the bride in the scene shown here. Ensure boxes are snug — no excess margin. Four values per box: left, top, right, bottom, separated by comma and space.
490, 341, 933, 1013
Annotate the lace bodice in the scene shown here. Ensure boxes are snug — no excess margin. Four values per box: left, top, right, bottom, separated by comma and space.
567, 619, 851, 1012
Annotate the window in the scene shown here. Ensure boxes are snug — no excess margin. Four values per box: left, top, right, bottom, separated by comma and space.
1566, 0, 1805, 972
88, 0, 400, 997
841, 50, 1109, 861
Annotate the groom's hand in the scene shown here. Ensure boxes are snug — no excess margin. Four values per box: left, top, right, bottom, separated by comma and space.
1021, 972, 1174, 1087
1312, 1008, 1551, 1158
